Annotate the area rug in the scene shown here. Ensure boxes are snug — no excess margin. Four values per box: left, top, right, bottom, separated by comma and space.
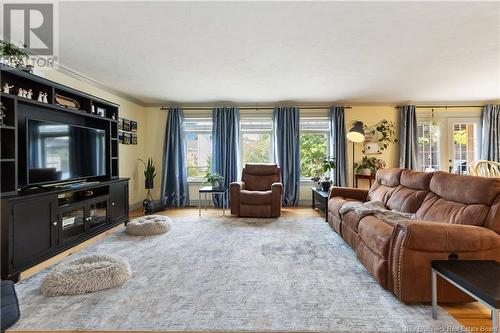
11, 215, 462, 332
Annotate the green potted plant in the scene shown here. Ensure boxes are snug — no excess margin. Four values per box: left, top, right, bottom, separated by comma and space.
354, 156, 386, 175
320, 157, 336, 191
0, 40, 31, 71
139, 158, 156, 189
203, 172, 224, 188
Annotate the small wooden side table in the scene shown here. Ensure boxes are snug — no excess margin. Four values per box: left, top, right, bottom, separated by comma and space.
311, 187, 329, 222
355, 174, 376, 188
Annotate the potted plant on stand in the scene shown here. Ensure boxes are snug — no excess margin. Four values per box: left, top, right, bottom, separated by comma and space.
320, 157, 336, 191
139, 158, 156, 201
203, 172, 225, 188
354, 156, 386, 176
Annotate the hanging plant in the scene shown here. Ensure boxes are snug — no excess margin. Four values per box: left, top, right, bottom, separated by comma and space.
368, 120, 398, 152
0, 40, 29, 69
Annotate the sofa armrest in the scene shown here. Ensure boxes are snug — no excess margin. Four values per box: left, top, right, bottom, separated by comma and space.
271, 182, 283, 217
328, 186, 368, 201
389, 220, 500, 303
229, 181, 246, 215
394, 220, 500, 253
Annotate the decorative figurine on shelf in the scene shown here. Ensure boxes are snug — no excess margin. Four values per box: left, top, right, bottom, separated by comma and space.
0, 103, 6, 126
26, 89, 33, 99
3, 83, 14, 94
37, 92, 43, 102
17, 88, 25, 97
22, 90, 27, 98
42, 92, 48, 103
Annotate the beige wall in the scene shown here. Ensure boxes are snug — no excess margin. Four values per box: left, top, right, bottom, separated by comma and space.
143, 105, 400, 206
39, 70, 148, 206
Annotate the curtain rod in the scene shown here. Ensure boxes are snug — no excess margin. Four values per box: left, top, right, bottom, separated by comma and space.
160, 106, 352, 111
395, 105, 483, 109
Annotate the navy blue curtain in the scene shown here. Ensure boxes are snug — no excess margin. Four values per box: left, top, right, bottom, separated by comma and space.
161, 107, 189, 207
212, 106, 240, 207
481, 105, 500, 162
273, 106, 300, 207
399, 105, 418, 169
330, 106, 348, 187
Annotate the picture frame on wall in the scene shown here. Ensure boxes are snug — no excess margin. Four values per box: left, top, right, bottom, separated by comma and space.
362, 126, 381, 155
123, 119, 130, 131
131, 133, 138, 145
118, 118, 123, 130
118, 131, 124, 143
123, 132, 131, 145
130, 120, 138, 132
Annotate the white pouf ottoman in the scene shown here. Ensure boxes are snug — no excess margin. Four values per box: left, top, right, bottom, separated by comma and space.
125, 215, 171, 236
41, 254, 131, 296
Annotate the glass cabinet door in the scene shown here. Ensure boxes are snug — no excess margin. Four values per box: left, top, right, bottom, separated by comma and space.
88, 200, 108, 230
60, 206, 85, 243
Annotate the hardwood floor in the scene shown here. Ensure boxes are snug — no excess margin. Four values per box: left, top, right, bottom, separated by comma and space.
14, 207, 492, 333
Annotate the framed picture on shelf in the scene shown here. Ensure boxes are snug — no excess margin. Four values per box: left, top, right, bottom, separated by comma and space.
130, 120, 138, 132
96, 107, 106, 117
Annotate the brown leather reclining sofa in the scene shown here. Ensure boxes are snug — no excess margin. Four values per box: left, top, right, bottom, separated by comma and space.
230, 164, 283, 218
328, 168, 500, 303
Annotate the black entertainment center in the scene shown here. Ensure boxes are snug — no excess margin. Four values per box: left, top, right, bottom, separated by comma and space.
0, 65, 129, 281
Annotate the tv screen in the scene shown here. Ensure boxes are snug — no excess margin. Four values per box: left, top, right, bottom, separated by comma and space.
27, 119, 106, 185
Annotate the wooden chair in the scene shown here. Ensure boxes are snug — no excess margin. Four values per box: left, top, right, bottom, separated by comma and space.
468, 160, 500, 178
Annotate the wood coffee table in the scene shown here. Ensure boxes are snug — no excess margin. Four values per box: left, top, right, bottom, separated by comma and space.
431, 260, 500, 332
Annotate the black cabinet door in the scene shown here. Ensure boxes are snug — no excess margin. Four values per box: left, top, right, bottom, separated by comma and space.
11, 196, 57, 271
110, 181, 128, 223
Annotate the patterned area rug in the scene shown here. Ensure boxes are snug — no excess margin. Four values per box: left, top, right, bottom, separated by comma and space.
11, 215, 462, 332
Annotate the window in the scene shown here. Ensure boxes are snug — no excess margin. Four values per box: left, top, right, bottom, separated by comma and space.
299, 119, 330, 179
241, 119, 273, 165
449, 121, 478, 174
184, 119, 212, 179
416, 121, 440, 172
416, 111, 481, 174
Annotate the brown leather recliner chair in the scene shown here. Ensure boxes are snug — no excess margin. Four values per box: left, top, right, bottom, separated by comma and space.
230, 164, 283, 217
327, 168, 500, 303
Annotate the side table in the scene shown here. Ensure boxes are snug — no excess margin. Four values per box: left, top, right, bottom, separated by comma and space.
198, 186, 228, 216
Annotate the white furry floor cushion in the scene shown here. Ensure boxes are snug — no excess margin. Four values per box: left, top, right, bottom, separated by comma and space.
125, 215, 171, 236
41, 254, 131, 296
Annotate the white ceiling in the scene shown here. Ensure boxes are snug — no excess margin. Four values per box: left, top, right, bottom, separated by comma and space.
55, 1, 499, 105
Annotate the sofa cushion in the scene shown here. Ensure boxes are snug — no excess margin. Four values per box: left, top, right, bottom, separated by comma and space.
243, 174, 279, 191
358, 216, 394, 259
329, 197, 362, 220
416, 193, 490, 226
240, 190, 272, 205
367, 168, 404, 204
341, 210, 364, 233
244, 163, 279, 175
430, 171, 500, 205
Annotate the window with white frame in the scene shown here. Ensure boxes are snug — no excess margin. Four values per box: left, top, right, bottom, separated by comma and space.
184, 119, 212, 179
416, 120, 440, 172
416, 110, 481, 174
299, 118, 330, 179
240, 119, 273, 165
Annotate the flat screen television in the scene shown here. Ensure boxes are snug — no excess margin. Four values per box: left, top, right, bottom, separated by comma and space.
27, 119, 107, 186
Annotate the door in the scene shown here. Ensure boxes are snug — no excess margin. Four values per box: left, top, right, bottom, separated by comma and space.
110, 181, 128, 223
88, 197, 109, 230
59, 203, 86, 244
446, 118, 481, 174
12, 196, 57, 270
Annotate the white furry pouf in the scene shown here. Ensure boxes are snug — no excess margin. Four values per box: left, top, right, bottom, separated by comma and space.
41, 254, 131, 296
125, 215, 171, 236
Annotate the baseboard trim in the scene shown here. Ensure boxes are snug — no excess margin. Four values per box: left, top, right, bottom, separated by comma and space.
129, 201, 143, 212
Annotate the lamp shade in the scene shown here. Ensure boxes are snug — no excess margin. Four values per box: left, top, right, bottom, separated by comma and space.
346, 121, 365, 143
